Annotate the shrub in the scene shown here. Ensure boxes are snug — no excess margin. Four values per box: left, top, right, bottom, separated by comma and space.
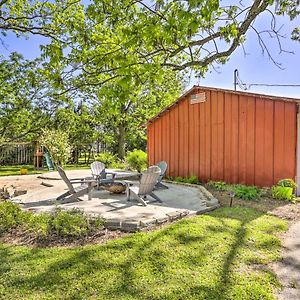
126, 149, 147, 172
110, 160, 127, 170
186, 175, 198, 184
0, 201, 28, 234
40, 128, 71, 167
49, 208, 104, 238
0, 203, 105, 240
207, 181, 229, 191
25, 212, 52, 238
26, 209, 104, 239
175, 176, 185, 182
50, 208, 90, 237
234, 185, 261, 201
272, 186, 294, 201
95, 152, 117, 168
277, 179, 297, 189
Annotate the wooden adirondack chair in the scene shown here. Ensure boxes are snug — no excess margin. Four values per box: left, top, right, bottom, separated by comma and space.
91, 161, 106, 179
90, 161, 116, 188
56, 167, 96, 202
155, 161, 168, 189
125, 165, 162, 206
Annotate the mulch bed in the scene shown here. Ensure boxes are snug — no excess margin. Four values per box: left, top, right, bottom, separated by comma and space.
205, 185, 300, 222
0, 228, 130, 248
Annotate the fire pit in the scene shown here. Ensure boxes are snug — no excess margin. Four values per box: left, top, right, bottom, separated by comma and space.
103, 182, 126, 194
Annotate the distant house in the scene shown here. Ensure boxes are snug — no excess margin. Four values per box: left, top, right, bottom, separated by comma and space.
146, 85, 300, 194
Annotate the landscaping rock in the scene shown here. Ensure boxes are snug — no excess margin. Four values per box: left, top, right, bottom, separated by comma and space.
154, 216, 169, 224
198, 185, 219, 206
13, 189, 27, 197
139, 218, 157, 227
104, 219, 122, 230
177, 209, 189, 217
196, 204, 220, 215
121, 220, 140, 232
166, 211, 182, 221
0, 185, 27, 199
41, 181, 54, 187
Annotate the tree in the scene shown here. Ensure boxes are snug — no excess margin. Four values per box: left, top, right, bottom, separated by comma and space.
1, 0, 299, 156
0, 0, 83, 41
42, 0, 298, 93
39, 0, 300, 158
277, 0, 300, 41
92, 70, 183, 159
0, 53, 49, 143
52, 104, 99, 163
40, 128, 71, 167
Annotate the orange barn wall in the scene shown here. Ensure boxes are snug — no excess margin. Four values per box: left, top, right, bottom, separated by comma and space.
147, 88, 297, 187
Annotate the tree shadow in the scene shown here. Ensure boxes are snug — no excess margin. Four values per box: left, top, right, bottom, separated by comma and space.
0, 207, 282, 299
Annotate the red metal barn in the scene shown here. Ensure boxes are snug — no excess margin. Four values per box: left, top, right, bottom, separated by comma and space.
147, 86, 300, 193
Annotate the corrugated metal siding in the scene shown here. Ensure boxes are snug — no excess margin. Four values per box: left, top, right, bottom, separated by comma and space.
147, 88, 297, 187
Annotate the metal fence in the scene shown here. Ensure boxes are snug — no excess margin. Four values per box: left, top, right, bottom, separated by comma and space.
0, 143, 34, 165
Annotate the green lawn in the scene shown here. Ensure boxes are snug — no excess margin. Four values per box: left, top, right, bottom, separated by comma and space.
0, 207, 287, 300
0, 165, 44, 176
0, 164, 90, 176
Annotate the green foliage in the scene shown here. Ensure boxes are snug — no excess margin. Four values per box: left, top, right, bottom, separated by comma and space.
186, 175, 199, 184
0, 53, 49, 143
1, 0, 299, 160
50, 208, 90, 237
0, 201, 28, 234
207, 181, 229, 191
30, 208, 104, 238
173, 176, 198, 184
234, 185, 261, 201
95, 152, 117, 168
272, 186, 294, 201
0, 202, 104, 239
110, 160, 127, 170
94, 73, 183, 158
25, 212, 52, 238
53, 106, 99, 152
277, 178, 297, 189
174, 176, 185, 182
126, 149, 147, 172
40, 128, 71, 167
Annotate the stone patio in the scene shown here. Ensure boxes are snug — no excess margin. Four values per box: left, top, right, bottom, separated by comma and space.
1, 169, 219, 231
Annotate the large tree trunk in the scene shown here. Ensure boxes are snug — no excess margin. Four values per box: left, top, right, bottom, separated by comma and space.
117, 123, 126, 159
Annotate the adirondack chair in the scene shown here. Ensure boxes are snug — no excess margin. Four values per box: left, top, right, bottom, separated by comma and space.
56, 167, 96, 202
155, 161, 168, 189
90, 161, 116, 188
125, 165, 162, 206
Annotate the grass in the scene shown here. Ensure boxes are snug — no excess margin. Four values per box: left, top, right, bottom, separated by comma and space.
0, 165, 44, 176
0, 207, 287, 299
0, 164, 90, 176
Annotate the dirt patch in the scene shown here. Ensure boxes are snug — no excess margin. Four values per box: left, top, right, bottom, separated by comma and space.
0, 174, 45, 194
0, 228, 130, 248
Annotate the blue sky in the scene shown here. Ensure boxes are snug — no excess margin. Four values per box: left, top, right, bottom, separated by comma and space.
1, 5, 300, 98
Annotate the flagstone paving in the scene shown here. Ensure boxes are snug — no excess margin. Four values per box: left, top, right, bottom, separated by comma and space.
1, 170, 219, 231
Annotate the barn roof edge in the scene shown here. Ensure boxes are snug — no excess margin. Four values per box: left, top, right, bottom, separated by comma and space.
146, 85, 300, 126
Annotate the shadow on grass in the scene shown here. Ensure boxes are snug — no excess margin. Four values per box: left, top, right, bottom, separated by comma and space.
0, 207, 284, 299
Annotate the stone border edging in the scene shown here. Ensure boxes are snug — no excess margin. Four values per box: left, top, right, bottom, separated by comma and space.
103, 204, 220, 232
101, 181, 220, 232
164, 180, 219, 207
